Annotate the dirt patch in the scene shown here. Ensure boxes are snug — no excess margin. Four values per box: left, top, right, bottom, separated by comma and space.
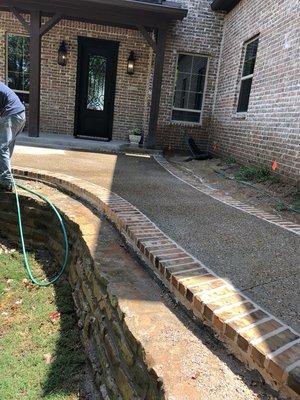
166, 153, 300, 225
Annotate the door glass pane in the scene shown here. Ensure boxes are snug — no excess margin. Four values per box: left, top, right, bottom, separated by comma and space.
87, 55, 107, 111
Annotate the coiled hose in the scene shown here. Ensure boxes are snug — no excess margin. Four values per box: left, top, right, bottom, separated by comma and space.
12, 177, 69, 287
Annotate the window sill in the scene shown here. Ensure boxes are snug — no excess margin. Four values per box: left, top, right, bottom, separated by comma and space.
170, 120, 202, 127
231, 112, 247, 120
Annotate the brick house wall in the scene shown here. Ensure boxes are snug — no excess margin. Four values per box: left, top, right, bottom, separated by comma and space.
0, 11, 151, 140
0, 3, 224, 149
155, 0, 224, 150
1, 1, 299, 180
210, 0, 300, 180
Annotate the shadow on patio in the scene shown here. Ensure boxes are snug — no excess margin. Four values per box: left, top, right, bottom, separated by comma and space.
9, 149, 284, 399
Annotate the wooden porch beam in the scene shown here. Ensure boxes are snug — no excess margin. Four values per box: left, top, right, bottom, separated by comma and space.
2, 0, 170, 29
28, 9, 41, 137
147, 28, 167, 148
137, 25, 157, 52
40, 13, 62, 37
10, 6, 29, 32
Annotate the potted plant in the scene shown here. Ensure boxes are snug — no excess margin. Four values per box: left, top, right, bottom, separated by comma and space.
129, 128, 142, 145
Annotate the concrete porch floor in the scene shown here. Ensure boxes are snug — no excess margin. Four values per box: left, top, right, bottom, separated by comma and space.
16, 132, 161, 155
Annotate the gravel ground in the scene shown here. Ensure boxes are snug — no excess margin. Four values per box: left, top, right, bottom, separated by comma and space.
13, 147, 300, 333
167, 154, 300, 225
1, 178, 284, 400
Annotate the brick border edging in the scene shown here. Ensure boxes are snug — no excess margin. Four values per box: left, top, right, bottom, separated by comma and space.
154, 155, 300, 237
13, 166, 300, 399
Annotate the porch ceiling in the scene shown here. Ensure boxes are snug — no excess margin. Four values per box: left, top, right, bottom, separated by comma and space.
1, 0, 188, 29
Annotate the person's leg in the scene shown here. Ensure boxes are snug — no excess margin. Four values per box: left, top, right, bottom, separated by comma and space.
9, 112, 26, 157
0, 116, 13, 189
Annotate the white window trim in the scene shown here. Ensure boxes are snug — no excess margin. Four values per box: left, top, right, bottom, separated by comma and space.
241, 73, 254, 81
171, 52, 209, 125
172, 107, 202, 113
6, 32, 30, 95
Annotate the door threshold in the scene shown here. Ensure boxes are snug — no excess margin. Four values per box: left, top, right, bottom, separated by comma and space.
75, 135, 111, 142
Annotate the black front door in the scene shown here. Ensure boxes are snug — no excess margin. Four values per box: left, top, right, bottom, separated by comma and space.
75, 37, 119, 140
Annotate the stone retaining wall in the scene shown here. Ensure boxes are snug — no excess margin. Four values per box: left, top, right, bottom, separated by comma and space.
0, 189, 164, 400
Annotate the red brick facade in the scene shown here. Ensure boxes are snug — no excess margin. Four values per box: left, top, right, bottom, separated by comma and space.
0, 12, 152, 140
210, 0, 300, 179
0, 0, 299, 179
155, 0, 224, 150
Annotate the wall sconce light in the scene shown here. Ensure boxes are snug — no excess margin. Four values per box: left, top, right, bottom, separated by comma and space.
127, 51, 136, 75
58, 41, 68, 66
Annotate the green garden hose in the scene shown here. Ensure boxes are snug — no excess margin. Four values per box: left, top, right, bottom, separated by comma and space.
12, 177, 69, 287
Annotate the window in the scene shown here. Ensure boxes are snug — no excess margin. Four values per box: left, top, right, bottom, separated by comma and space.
87, 55, 107, 111
172, 54, 208, 123
6, 33, 30, 104
237, 36, 259, 113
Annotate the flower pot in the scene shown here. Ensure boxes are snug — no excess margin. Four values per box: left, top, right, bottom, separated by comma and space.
129, 134, 141, 145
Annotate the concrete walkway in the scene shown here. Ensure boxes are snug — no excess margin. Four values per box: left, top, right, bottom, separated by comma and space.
13, 146, 300, 332
16, 132, 161, 155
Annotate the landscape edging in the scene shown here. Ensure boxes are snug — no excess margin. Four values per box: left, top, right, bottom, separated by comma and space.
154, 155, 300, 236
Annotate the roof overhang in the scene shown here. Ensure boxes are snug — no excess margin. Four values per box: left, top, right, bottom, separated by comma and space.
0, 0, 188, 30
211, 0, 241, 12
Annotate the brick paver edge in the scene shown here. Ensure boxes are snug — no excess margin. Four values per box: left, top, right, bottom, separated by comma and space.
154, 155, 300, 237
13, 166, 300, 399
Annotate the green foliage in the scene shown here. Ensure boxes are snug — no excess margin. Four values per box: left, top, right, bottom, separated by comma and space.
129, 128, 142, 136
235, 165, 274, 183
225, 157, 237, 165
0, 249, 84, 400
274, 202, 288, 212
292, 193, 300, 214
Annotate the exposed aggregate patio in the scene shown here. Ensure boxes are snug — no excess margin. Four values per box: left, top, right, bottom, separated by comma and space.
11, 144, 300, 398
13, 146, 300, 333
0, 176, 282, 400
